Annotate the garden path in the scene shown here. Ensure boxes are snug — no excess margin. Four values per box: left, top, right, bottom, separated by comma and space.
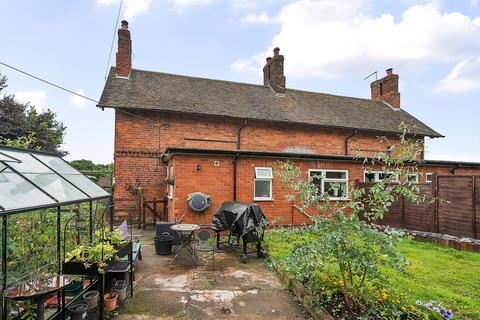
115, 228, 309, 320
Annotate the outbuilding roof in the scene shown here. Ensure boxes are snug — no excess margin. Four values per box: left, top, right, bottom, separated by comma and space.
98, 67, 442, 138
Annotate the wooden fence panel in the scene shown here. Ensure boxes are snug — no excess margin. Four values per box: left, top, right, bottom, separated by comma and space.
437, 176, 475, 238
404, 183, 435, 232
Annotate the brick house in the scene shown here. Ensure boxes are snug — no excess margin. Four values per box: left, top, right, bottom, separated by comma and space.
98, 21, 480, 225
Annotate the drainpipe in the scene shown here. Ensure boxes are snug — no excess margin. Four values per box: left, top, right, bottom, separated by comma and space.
344, 129, 357, 156
233, 120, 248, 201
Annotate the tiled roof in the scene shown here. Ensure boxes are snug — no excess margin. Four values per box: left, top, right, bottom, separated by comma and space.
98, 67, 442, 137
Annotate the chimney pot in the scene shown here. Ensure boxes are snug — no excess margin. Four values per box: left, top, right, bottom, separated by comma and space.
121, 20, 129, 29
266, 57, 272, 63
386, 68, 393, 76
273, 47, 280, 57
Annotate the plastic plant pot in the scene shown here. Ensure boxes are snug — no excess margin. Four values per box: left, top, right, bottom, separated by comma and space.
83, 290, 99, 310
104, 292, 119, 311
68, 302, 88, 320
114, 280, 127, 301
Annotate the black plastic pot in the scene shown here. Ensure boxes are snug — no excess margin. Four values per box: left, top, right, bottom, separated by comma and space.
68, 302, 88, 320
155, 232, 174, 255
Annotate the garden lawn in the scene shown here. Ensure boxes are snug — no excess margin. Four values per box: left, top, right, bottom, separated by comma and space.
265, 230, 480, 320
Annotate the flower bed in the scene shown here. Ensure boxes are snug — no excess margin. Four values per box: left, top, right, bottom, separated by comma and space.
265, 228, 480, 319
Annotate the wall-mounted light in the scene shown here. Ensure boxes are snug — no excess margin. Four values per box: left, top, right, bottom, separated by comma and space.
197, 164, 201, 171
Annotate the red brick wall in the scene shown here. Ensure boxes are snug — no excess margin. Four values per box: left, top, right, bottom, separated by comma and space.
168, 154, 480, 225
113, 108, 477, 224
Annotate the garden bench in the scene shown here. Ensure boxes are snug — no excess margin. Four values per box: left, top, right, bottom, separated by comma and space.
118, 221, 142, 262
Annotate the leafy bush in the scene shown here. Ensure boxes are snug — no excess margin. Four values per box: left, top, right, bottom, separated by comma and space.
272, 124, 451, 319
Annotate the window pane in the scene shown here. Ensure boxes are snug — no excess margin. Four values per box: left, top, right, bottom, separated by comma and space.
0, 171, 54, 210
23, 173, 87, 202
365, 172, 375, 182
254, 180, 271, 198
426, 173, 433, 182
407, 174, 418, 183
62, 174, 110, 198
324, 181, 347, 198
2, 150, 51, 174
255, 168, 272, 179
309, 172, 322, 192
35, 154, 78, 174
325, 171, 346, 179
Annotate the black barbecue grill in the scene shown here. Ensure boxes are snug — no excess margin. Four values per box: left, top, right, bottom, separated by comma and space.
211, 201, 268, 263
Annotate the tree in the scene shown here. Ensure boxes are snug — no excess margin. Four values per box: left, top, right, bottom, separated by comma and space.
0, 72, 67, 155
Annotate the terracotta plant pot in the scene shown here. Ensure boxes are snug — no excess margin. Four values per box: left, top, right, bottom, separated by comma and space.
104, 292, 119, 311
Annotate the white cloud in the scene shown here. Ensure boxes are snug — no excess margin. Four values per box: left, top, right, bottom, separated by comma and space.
435, 57, 480, 92
96, 0, 152, 20
233, 1, 480, 80
14, 90, 47, 113
174, 0, 216, 8
70, 90, 89, 108
243, 12, 276, 24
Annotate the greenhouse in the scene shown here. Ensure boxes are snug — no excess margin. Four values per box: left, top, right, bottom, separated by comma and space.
0, 145, 116, 319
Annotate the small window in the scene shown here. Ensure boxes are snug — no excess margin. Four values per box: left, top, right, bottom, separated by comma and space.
309, 169, 349, 200
364, 171, 398, 183
254, 167, 273, 200
407, 173, 419, 183
426, 173, 434, 183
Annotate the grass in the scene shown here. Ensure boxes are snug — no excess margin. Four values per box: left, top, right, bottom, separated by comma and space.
264, 230, 480, 320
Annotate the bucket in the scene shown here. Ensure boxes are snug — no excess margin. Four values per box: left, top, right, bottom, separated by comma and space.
83, 290, 99, 310
114, 280, 127, 301
68, 302, 88, 320
155, 232, 174, 255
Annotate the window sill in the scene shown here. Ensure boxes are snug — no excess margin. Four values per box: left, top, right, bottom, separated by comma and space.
253, 198, 274, 202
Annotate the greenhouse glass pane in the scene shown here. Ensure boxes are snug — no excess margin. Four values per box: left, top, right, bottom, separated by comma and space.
0, 170, 54, 211
0, 150, 51, 174
23, 173, 88, 202
34, 154, 78, 174
62, 174, 110, 198
0, 152, 20, 162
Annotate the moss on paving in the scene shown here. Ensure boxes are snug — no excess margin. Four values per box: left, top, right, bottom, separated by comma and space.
264, 230, 480, 320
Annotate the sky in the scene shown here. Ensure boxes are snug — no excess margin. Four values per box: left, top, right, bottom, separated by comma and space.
0, 0, 479, 164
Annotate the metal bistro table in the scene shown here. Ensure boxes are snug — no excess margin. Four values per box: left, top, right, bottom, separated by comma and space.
4, 275, 76, 320
170, 224, 200, 267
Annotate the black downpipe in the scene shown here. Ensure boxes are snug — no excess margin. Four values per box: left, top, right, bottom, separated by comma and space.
344, 129, 357, 156
233, 120, 247, 201
2, 215, 7, 320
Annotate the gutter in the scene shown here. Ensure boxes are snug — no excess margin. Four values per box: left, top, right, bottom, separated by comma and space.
165, 147, 480, 169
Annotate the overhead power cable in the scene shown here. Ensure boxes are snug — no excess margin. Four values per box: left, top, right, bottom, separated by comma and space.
104, 0, 124, 81
0, 60, 159, 123
0, 61, 99, 103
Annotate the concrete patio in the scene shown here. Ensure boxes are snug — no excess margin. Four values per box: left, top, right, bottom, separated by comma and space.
115, 228, 310, 320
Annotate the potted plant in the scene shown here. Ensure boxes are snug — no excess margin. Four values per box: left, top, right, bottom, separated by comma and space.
104, 285, 119, 311
64, 241, 117, 275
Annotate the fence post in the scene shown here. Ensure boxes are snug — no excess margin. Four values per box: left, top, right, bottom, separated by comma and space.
472, 176, 477, 239
434, 173, 439, 233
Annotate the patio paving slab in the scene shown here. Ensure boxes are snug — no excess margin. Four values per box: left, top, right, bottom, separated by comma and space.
115, 227, 310, 320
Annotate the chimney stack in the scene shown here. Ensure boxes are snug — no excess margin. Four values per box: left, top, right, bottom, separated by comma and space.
370, 68, 400, 108
116, 20, 132, 78
263, 47, 286, 94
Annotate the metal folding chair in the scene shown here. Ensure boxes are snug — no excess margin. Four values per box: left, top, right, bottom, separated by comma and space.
193, 229, 216, 271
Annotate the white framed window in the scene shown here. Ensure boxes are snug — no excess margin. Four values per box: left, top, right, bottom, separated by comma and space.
407, 173, 419, 183
364, 170, 398, 183
308, 169, 349, 200
254, 167, 273, 201
167, 166, 174, 198
425, 173, 434, 183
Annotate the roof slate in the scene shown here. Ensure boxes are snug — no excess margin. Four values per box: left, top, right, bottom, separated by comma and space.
98, 67, 442, 137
